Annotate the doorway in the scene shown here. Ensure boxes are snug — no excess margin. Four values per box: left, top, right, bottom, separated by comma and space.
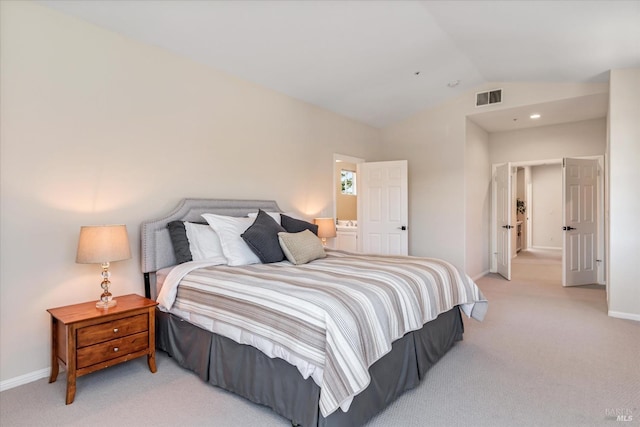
333, 154, 364, 251
491, 156, 605, 286
333, 154, 409, 255
334, 154, 363, 224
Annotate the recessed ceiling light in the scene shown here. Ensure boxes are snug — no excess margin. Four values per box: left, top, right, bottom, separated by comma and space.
530, 113, 541, 119
447, 80, 460, 87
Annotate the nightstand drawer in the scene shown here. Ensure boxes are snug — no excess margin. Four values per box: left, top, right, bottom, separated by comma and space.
77, 313, 148, 347
77, 331, 149, 369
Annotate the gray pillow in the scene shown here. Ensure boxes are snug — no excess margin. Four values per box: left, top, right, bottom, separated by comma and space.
167, 221, 193, 264
278, 230, 326, 265
280, 214, 319, 235
242, 210, 286, 263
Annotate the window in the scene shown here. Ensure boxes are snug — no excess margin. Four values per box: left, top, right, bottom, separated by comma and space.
341, 170, 356, 195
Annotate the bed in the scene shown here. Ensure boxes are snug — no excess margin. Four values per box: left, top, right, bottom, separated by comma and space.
141, 198, 487, 426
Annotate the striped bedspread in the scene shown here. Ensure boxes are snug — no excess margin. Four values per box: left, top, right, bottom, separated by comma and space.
159, 251, 487, 417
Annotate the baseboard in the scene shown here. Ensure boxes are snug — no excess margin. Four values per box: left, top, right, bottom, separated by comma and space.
472, 270, 490, 281
530, 246, 562, 251
608, 311, 640, 322
0, 367, 51, 392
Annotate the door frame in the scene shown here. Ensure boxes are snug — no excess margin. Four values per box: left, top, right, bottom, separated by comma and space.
490, 155, 605, 285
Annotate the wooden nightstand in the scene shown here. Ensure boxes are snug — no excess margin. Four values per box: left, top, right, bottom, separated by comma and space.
47, 294, 158, 404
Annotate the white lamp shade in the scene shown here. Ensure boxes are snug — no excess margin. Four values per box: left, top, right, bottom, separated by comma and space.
314, 218, 337, 239
76, 225, 131, 264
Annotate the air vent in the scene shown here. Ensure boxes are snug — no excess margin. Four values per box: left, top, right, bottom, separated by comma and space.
475, 89, 502, 107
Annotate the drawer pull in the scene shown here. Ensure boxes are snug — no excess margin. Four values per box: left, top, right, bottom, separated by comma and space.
113, 328, 119, 333
113, 347, 119, 352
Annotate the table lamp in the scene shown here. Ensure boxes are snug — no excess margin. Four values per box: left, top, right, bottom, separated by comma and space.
314, 218, 337, 246
76, 225, 131, 309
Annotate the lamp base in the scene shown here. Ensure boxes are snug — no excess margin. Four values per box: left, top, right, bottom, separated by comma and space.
96, 299, 117, 309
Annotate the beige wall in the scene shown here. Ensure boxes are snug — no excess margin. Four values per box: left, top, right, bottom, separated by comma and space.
530, 165, 563, 249
607, 69, 640, 320
464, 119, 491, 278
0, 2, 380, 383
381, 99, 467, 267
489, 118, 607, 164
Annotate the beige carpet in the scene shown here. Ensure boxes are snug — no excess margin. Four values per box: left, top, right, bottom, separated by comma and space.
511, 248, 562, 282
513, 248, 562, 264
1, 252, 638, 426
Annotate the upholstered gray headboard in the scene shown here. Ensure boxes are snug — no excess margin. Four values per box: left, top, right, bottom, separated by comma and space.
140, 198, 281, 298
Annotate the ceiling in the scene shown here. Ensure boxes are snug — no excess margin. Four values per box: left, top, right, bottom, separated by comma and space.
39, 1, 640, 130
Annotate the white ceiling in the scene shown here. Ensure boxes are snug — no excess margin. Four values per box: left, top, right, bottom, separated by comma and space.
39, 1, 640, 130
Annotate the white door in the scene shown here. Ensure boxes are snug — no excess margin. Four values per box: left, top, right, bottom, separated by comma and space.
562, 158, 598, 286
496, 163, 512, 280
357, 160, 408, 255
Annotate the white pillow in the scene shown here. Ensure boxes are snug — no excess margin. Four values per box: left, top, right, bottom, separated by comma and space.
248, 211, 281, 224
247, 211, 306, 225
201, 213, 261, 266
184, 222, 226, 262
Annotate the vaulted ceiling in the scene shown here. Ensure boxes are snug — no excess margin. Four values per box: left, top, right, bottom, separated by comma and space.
39, 1, 640, 130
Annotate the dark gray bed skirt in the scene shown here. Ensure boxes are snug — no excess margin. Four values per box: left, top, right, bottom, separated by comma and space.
156, 307, 464, 427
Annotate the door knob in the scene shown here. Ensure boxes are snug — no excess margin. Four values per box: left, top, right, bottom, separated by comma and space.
562, 226, 576, 231
502, 225, 514, 229
398, 226, 407, 230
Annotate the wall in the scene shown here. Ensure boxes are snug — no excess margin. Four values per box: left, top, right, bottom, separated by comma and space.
380, 99, 467, 267
489, 118, 607, 164
0, 2, 381, 384
464, 119, 491, 278
530, 165, 562, 249
607, 69, 640, 320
